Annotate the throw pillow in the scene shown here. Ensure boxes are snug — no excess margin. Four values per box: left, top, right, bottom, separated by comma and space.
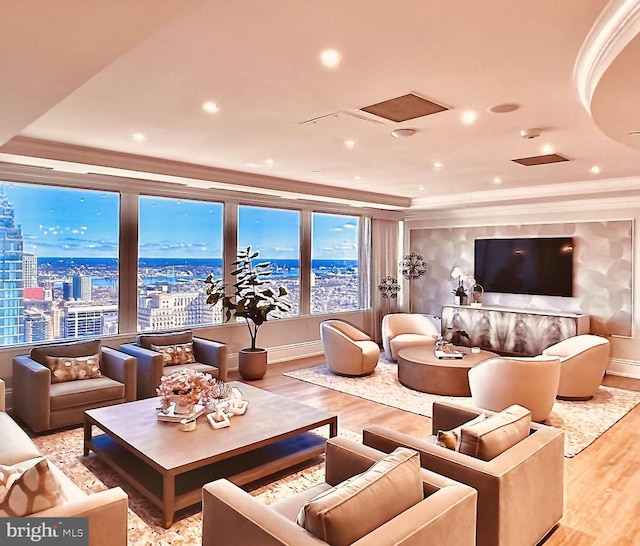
45, 353, 102, 384
296, 447, 423, 546
151, 342, 195, 365
0, 459, 64, 517
435, 412, 487, 450
458, 404, 532, 461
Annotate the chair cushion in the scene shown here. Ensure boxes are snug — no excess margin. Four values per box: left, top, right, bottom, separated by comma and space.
46, 353, 102, 383
458, 404, 532, 461
137, 331, 193, 350
436, 412, 487, 450
163, 362, 220, 378
0, 458, 64, 517
296, 447, 423, 546
49, 377, 125, 411
30, 339, 102, 367
150, 342, 196, 365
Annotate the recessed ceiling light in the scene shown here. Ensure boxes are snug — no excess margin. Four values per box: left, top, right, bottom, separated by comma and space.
354, 175, 362, 181
265, 158, 274, 166
460, 111, 478, 125
132, 132, 146, 142
493, 177, 502, 184
391, 128, 416, 138
590, 165, 601, 174
541, 144, 555, 154
320, 49, 341, 68
311, 170, 320, 174
434, 162, 443, 170
344, 139, 357, 149
488, 103, 520, 114
203, 101, 219, 113
418, 185, 425, 191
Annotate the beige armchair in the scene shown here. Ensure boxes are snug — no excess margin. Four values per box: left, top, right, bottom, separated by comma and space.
12, 339, 136, 433
364, 401, 565, 546
467, 355, 561, 422
202, 436, 477, 546
120, 330, 227, 399
320, 319, 379, 376
382, 313, 439, 361
542, 334, 610, 400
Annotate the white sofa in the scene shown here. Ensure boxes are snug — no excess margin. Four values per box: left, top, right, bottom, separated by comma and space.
0, 378, 128, 546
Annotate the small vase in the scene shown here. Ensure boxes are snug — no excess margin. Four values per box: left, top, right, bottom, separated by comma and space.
172, 395, 194, 415
454, 295, 461, 305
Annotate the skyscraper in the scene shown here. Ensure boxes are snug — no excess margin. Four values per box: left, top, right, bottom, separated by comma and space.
72, 275, 92, 301
22, 253, 37, 288
0, 191, 24, 344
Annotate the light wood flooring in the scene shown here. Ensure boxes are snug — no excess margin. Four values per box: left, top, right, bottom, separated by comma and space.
230, 356, 640, 546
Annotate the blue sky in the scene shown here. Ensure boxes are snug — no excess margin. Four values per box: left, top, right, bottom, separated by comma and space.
3, 182, 359, 260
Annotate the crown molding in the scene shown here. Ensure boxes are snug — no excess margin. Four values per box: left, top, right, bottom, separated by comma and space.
409, 175, 640, 212
574, 0, 640, 113
0, 136, 411, 210
405, 193, 640, 226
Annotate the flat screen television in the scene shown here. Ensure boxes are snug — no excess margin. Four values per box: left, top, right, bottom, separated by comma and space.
474, 237, 574, 297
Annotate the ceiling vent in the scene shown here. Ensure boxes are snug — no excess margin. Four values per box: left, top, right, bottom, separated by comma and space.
511, 154, 570, 166
360, 93, 448, 122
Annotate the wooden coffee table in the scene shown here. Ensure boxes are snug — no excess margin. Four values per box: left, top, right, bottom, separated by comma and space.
83, 381, 337, 527
397, 346, 497, 396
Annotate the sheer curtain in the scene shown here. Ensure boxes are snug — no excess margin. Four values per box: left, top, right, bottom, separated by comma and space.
369, 218, 400, 343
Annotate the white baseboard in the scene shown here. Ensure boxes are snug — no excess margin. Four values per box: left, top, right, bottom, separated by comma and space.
225, 341, 325, 372
607, 358, 640, 379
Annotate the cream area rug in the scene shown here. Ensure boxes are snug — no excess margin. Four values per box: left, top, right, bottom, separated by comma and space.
32, 427, 358, 546
284, 360, 640, 458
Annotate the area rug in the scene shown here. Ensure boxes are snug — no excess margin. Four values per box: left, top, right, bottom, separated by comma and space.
284, 360, 640, 458
32, 427, 358, 546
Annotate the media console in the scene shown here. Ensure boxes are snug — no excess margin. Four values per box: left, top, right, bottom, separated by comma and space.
441, 304, 590, 357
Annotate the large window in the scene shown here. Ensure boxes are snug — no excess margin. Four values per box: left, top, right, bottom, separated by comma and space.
1, 181, 120, 346
138, 196, 223, 331
311, 212, 360, 314
238, 205, 300, 316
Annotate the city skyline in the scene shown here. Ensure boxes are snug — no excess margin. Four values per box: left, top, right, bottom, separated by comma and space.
3, 183, 359, 260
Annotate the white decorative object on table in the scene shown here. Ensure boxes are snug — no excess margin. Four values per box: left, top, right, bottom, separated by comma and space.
180, 418, 197, 432
207, 410, 230, 429
227, 387, 249, 415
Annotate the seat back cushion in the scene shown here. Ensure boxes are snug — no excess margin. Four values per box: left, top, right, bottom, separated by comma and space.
436, 412, 487, 450
458, 404, 532, 461
296, 447, 423, 546
0, 458, 64, 517
136, 331, 193, 350
31, 339, 102, 367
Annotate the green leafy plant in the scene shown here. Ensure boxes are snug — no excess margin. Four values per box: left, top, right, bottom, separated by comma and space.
204, 246, 291, 350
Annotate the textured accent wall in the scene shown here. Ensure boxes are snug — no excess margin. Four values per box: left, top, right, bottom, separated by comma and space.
409, 220, 633, 336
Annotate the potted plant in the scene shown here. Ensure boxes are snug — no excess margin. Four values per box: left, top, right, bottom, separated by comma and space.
204, 246, 291, 380
450, 267, 468, 305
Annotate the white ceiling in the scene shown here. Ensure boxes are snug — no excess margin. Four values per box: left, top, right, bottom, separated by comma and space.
1, 0, 638, 211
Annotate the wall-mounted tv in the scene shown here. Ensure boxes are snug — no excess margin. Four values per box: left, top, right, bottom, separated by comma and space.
474, 237, 574, 297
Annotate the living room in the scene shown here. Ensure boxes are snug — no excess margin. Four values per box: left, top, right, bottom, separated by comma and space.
1, 1, 639, 545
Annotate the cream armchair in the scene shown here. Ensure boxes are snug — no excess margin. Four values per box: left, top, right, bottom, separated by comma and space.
202, 436, 477, 546
542, 334, 610, 400
467, 355, 561, 422
382, 313, 439, 361
364, 401, 564, 546
320, 320, 379, 376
